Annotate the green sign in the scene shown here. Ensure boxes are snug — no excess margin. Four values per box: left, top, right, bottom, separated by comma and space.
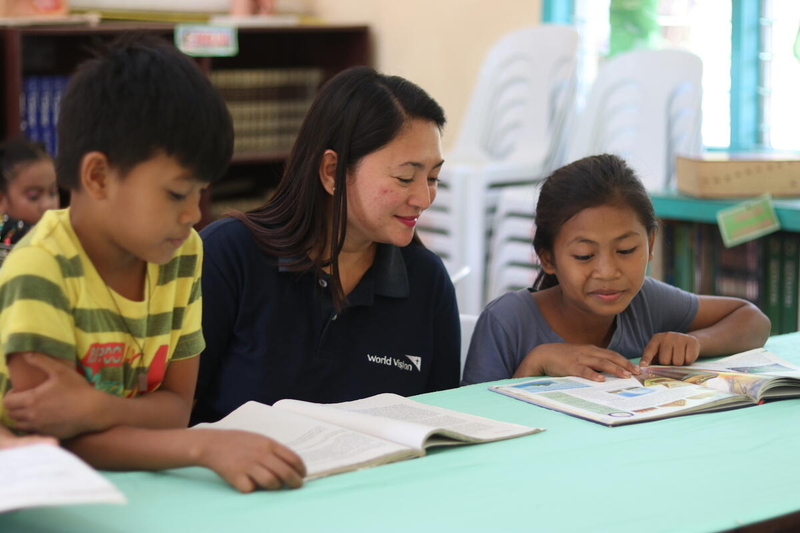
716, 194, 781, 248
175, 25, 238, 57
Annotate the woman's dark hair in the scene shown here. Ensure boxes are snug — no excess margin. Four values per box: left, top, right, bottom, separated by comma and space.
532, 154, 657, 291
0, 139, 51, 194
234, 66, 446, 308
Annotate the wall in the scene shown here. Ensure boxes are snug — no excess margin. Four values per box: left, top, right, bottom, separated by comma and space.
309, 0, 542, 149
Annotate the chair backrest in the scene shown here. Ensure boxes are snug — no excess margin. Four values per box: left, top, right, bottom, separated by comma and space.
459, 313, 480, 380
451, 25, 580, 168
565, 49, 703, 191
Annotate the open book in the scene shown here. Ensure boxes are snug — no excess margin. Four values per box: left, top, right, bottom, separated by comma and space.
193, 393, 542, 479
490, 348, 800, 427
0, 444, 127, 513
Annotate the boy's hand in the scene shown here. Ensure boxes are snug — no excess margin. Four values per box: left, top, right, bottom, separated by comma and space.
640, 332, 700, 367
4, 353, 105, 439
193, 429, 306, 493
514, 343, 640, 382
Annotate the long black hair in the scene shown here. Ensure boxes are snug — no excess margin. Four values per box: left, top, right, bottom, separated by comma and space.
234, 66, 446, 308
532, 154, 657, 291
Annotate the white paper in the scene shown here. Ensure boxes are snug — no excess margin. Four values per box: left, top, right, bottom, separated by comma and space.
0, 444, 127, 513
691, 348, 800, 376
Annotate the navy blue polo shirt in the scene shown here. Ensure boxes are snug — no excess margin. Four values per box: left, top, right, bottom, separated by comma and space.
190, 218, 460, 424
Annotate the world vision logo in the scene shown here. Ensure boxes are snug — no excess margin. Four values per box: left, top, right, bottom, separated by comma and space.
366, 353, 422, 372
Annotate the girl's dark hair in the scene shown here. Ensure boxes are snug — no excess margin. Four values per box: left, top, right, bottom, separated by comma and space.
0, 139, 51, 194
233, 66, 446, 308
532, 153, 657, 291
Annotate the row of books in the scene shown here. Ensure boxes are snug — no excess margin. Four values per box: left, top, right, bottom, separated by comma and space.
660, 220, 798, 335
209, 68, 323, 155
20, 75, 70, 156
20, 68, 325, 158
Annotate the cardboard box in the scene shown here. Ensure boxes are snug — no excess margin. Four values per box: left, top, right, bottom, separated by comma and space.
676, 153, 800, 199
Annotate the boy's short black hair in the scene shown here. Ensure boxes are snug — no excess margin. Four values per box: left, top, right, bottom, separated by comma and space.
56, 33, 233, 190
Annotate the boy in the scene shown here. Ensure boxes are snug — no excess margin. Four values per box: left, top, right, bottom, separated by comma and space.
0, 35, 305, 492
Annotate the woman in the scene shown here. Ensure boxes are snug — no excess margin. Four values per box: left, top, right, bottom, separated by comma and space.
192, 67, 460, 424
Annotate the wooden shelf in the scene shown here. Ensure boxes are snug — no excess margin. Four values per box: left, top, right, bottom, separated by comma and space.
231, 150, 290, 165
0, 22, 371, 227
651, 191, 800, 232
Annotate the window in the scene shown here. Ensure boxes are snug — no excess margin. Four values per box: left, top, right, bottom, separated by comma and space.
762, 0, 800, 150
544, 0, 800, 151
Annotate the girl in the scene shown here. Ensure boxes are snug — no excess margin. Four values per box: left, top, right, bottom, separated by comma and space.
463, 154, 770, 385
0, 139, 59, 245
192, 67, 459, 424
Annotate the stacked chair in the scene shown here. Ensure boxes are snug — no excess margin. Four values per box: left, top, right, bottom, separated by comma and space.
417, 24, 580, 315
422, 27, 704, 317
564, 49, 703, 191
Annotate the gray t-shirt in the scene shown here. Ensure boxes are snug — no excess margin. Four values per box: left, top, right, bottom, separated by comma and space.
462, 277, 699, 385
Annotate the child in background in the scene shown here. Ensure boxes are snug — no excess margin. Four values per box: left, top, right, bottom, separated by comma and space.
0, 35, 305, 491
0, 139, 59, 245
462, 154, 771, 385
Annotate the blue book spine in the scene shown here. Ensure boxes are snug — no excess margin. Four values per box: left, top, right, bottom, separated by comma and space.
39, 76, 54, 155
19, 82, 27, 136
23, 76, 40, 142
51, 76, 70, 157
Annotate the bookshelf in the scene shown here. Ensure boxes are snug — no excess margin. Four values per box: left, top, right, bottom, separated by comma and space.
652, 191, 800, 335
651, 191, 800, 232
0, 22, 372, 227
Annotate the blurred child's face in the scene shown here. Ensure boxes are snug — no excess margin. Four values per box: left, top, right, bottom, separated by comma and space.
541, 203, 655, 318
345, 119, 443, 249
0, 160, 59, 224
102, 153, 204, 265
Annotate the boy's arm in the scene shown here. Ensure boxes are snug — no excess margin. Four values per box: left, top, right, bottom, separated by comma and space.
63, 425, 307, 493
4, 352, 199, 439
0, 423, 57, 449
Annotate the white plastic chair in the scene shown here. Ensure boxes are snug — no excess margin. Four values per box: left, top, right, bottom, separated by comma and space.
419, 24, 579, 315
485, 184, 539, 302
459, 313, 479, 380
565, 49, 703, 191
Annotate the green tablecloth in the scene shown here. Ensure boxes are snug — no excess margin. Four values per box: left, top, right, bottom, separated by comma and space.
3, 334, 800, 533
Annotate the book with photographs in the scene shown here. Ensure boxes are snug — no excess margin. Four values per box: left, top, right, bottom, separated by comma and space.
193, 393, 542, 480
490, 348, 800, 427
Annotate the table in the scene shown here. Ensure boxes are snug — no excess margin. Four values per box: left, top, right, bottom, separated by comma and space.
3, 334, 800, 533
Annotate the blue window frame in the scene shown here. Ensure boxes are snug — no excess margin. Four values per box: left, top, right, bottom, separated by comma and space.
543, 0, 769, 152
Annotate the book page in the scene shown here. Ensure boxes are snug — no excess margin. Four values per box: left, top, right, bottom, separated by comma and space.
639, 366, 774, 400
0, 444, 127, 513
491, 374, 752, 426
192, 401, 418, 480
276, 393, 542, 451
690, 348, 800, 377
643, 349, 800, 400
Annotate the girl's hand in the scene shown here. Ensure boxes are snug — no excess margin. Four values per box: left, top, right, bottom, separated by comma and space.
514, 343, 640, 382
4, 353, 105, 439
640, 332, 700, 367
193, 429, 306, 493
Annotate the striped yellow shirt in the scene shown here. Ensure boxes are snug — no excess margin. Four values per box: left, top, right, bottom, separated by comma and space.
0, 208, 204, 426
